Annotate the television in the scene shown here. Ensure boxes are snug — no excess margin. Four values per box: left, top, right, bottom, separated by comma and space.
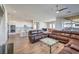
42, 28, 47, 31
10, 25, 16, 33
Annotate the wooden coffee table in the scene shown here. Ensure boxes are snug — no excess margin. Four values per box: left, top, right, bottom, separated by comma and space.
40, 38, 64, 54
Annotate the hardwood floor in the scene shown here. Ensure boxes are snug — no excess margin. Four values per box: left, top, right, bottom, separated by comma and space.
8, 34, 64, 54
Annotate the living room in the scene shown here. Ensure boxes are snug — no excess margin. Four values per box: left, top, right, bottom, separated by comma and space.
4, 4, 79, 54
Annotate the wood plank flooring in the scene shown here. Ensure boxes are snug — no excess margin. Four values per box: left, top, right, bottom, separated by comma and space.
8, 34, 64, 54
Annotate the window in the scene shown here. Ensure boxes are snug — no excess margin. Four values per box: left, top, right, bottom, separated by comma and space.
63, 21, 79, 31
49, 24, 52, 28
49, 23, 55, 29
53, 24, 55, 29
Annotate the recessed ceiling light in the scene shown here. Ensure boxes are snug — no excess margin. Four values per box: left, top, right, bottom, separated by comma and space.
67, 11, 71, 13
56, 11, 59, 13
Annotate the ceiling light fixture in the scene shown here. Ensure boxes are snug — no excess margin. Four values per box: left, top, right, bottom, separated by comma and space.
56, 5, 59, 13
56, 5, 68, 14
56, 11, 59, 13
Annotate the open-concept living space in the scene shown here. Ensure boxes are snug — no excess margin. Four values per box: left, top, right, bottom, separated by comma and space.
1, 4, 79, 54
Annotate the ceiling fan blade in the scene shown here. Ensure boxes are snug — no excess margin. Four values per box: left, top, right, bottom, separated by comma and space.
58, 8, 68, 11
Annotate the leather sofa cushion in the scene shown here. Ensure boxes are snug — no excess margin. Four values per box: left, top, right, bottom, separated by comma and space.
70, 44, 79, 51
71, 34, 79, 40
65, 39, 79, 47
69, 39, 79, 46
61, 33, 70, 37
50, 35, 69, 40
51, 32, 70, 38
49, 34, 69, 44
35, 36, 41, 39
59, 47, 79, 54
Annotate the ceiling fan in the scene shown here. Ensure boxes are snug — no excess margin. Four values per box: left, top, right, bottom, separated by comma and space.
56, 5, 68, 13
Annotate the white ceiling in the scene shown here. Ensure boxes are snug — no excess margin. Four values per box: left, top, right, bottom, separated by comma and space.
5, 4, 79, 21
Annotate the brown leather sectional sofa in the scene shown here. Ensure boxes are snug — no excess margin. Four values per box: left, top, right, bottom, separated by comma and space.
59, 39, 79, 54
48, 30, 70, 44
28, 29, 79, 54
28, 30, 48, 43
48, 29, 79, 54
